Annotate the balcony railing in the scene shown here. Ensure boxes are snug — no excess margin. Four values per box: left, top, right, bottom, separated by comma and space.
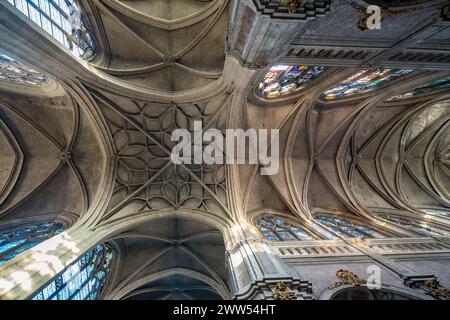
271, 238, 450, 258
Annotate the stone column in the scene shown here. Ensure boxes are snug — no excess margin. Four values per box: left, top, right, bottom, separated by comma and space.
226, 221, 313, 300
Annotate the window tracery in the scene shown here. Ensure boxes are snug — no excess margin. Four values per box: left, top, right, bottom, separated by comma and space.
6, 0, 96, 59
31, 244, 114, 300
0, 221, 64, 265
321, 68, 413, 100
255, 215, 314, 241
387, 76, 450, 101
315, 215, 385, 239
0, 53, 47, 86
258, 65, 326, 98
380, 215, 450, 237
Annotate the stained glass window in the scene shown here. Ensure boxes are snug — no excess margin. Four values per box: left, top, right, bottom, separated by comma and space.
31, 244, 114, 300
381, 215, 450, 237
6, 0, 96, 59
422, 209, 450, 218
387, 76, 450, 101
0, 53, 47, 86
255, 215, 314, 241
316, 215, 385, 239
321, 68, 414, 100
258, 65, 326, 98
0, 221, 64, 265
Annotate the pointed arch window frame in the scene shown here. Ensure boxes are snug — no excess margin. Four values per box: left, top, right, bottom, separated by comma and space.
0, 53, 48, 86
5, 0, 96, 59
254, 214, 318, 241
255, 64, 327, 100
321, 68, 414, 101
387, 76, 450, 101
379, 214, 450, 237
315, 214, 387, 239
31, 243, 115, 300
0, 220, 66, 265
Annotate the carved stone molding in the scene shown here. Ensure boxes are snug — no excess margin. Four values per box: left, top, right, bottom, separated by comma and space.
0, 118, 23, 206
252, 0, 331, 19
351, 1, 420, 31
234, 278, 313, 300
228, 1, 332, 68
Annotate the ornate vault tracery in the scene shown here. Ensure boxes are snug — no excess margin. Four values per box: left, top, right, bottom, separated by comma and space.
88, 86, 231, 221
0, 0, 449, 301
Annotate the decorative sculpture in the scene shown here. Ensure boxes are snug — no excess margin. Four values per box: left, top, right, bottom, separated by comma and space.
283, 0, 305, 13
423, 280, 450, 300
328, 269, 367, 289
273, 282, 297, 300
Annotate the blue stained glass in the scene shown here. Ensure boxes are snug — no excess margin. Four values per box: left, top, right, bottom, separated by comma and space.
316, 215, 384, 239
34, 292, 44, 300
0, 222, 64, 263
321, 68, 414, 100
277, 231, 296, 241
42, 282, 56, 299
97, 270, 106, 280
256, 215, 314, 241
0, 239, 27, 254
31, 244, 114, 300
264, 231, 277, 241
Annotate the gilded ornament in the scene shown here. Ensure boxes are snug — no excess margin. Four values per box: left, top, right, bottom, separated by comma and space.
328, 269, 366, 289
273, 282, 297, 300
423, 280, 450, 300
283, 0, 304, 13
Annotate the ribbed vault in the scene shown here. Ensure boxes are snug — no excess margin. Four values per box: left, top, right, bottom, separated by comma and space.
104, 217, 230, 300
88, 0, 230, 91
243, 68, 450, 236
0, 86, 107, 228
0, 0, 450, 301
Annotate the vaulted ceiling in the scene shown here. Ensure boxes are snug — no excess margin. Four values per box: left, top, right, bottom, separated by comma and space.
0, 88, 106, 227
87, 0, 230, 91
244, 68, 450, 236
0, 0, 449, 300
0, 0, 449, 239
104, 217, 229, 300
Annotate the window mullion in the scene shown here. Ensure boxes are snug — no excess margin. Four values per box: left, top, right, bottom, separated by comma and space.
48, 0, 69, 19
270, 228, 283, 241
45, 261, 89, 300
